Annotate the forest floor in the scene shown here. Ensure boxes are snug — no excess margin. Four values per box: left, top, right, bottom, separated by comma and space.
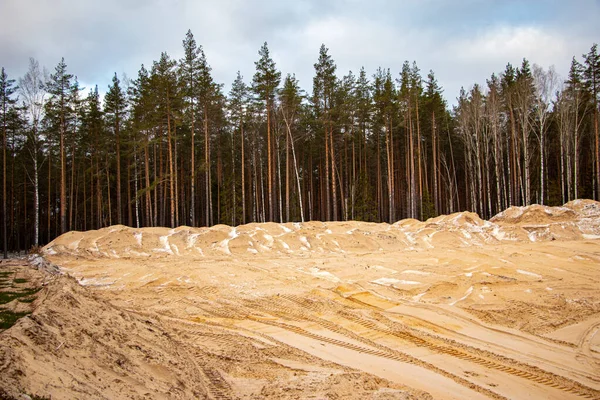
1, 200, 600, 399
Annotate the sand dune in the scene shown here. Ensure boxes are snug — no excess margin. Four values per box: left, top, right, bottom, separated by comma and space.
1, 201, 599, 399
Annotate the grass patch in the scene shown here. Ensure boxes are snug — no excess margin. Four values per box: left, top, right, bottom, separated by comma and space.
0, 288, 41, 305
0, 292, 22, 304
13, 278, 28, 284
0, 310, 30, 330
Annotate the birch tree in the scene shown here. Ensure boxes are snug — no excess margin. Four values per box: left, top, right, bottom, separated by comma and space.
532, 64, 558, 204
19, 58, 47, 247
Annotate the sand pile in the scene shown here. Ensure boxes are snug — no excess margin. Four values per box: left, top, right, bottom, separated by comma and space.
1, 201, 599, 399
43, 201, 600, 262
0, 262, 417, 400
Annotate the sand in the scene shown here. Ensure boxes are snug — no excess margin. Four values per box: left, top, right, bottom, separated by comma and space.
1, 200, 599, 399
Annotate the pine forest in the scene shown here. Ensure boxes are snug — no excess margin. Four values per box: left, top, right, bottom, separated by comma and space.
1, 31, 599, 254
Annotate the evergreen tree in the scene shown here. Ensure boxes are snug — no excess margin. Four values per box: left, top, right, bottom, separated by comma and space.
228, 71, 250, 224
104, 73, 126, 225
129, 64, 155, 227
312, 44, 337, 220
424, 70, 446, 215
1, 67, 18, 257
583, 44, 600, 199
196, 46, 217, 227
252, 42, 281, 222
80, 86, 105, 228
45, 58, 77, 234
354, 67, 372, 219
279, 73, 305, 222
179, 30, 202, 226
151, 52, 181, 227
565, 58, 588, 199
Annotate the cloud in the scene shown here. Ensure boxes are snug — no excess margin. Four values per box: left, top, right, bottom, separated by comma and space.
0, 0, 598, 106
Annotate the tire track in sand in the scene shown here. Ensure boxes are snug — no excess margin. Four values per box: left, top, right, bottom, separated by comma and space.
280, 294, 600, 399
243, 297, 508, 400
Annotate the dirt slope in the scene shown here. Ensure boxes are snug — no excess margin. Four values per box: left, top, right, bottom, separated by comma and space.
1, 201, 600, 399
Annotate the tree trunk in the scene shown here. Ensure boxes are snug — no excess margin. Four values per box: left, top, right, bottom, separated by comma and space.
144, 134, 152, 226
116, 117, 122, 224
432, 111, 439, 215
325, 111, 330, 221
33, 141, 39, 247
60, 114, 67, 234
2, 117, 6, 257
281, 108, 304, 222
191, 109, 196, 226
267, 100, 273, 221
167, 96, 175, 228
330, 122, 337, 221
595, 109, 599, 200
205, 105, 212, 226
285, 118, 290, 222
231, 123, 237, 226
241, 123, 246, 224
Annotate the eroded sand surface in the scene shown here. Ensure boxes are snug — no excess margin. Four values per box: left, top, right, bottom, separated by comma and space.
1, 200, 600, 399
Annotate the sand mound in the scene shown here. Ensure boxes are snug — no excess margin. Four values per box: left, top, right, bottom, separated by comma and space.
0, 264, 415, 400
43, 201, 600, 261
3, 201, 600, 399
491, 204, 577, 224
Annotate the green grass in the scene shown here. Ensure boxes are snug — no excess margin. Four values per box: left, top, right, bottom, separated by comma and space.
0, 310, 30, 330
0, 270, 40, 328
0, 288, 41, 304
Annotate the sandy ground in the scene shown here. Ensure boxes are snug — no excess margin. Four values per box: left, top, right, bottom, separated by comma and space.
1, 200, 600, 399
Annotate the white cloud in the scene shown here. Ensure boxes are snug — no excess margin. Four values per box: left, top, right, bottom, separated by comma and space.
436, 24, 593, 103
0, 0, 598, 106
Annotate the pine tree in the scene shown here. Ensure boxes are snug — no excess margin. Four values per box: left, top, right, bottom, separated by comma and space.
104, 73, 126, 225
45, 58, 76, 234
1, 67, 18, 257
565, 58, 588, 199
501, 63, 518, 206
129, 64, 155, 227
313, 44, 337, 220
151, 52, 181, 228
252, 42, 281, 222
279, 73, 305, 222
354, 67, 371, 219
583, 44, 600, 199
196, 46, 216, 226
179, 30, 202, 226
515, 58, 535, 205
424, 70, 446, 215
228, 72, 250, 224
80, 86, 105, 228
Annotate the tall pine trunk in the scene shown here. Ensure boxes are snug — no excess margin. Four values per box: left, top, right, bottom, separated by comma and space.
267, 101, 273, 221
241, 123, 246, 224
116, 117, 122, 225
60, 114, 67, 233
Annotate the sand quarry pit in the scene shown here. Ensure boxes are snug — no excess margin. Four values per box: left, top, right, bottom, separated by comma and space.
1, 200, 600, 399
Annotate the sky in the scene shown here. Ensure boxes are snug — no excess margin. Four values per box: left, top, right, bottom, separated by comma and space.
1, 0, 599, 106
